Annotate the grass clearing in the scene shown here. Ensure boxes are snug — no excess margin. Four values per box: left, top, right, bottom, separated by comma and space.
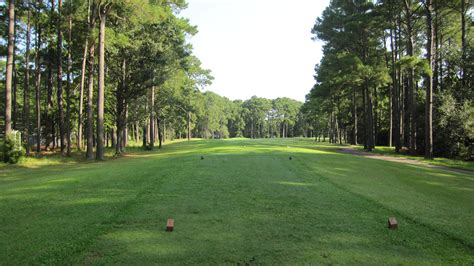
0, 139, 473, 264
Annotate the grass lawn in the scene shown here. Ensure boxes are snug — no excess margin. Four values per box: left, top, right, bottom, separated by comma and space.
0, 139, 473, 264
352, 145, 474, 172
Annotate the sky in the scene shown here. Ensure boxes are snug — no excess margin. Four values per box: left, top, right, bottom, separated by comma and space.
180, 0, 330, 102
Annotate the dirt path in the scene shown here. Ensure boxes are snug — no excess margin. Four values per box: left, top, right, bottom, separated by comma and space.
339, 148, 474, 176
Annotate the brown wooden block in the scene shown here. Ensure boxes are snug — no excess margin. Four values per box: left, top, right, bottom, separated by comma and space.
166, 219, 174, 232
388, 217, 398, 229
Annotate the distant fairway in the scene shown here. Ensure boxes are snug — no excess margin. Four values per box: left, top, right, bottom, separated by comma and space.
0, 139, 473, 264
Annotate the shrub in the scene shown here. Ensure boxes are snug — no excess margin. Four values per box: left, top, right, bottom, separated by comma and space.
3, 130, 24, 164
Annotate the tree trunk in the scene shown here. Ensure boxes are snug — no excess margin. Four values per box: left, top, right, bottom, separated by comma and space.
4, 0, 15, 137
424, 0, 434, 159
142, 125, 147, 148
35, 0, 42, 154
404, 0, 416, 155
433, 3, 440, 93
461, 0, 467, 87
65, 14, 72, 156
383, 28, 392, 147
136, 122, 139, 143
149, 87, 155, 149
56, 0, 65, 153
96, 9, 106, 160
86, 42, 95, 160
251, 121, 254, 139
111, 128, 116, 148
85, 5, 96, 159
187, 111, 191, 140
24, 7, 31, 155
115, 58, 126, 155
124, 104, 128, 148
157, 118, 162, 149
397, 12, 403, 151
45, 1, 55, 150
374, 86, 378, 145
366, 84, 375, 151
390, 8, 400, 152
46, 56, 54, 150
77, 0, 91, 151
362, 85, 367, 149
12, 11, 17, 131
163, 120, 166, 143
352, 89, 357, 145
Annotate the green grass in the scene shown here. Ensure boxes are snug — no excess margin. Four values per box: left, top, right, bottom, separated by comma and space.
0, 138, 473, 264
352, 145, 474, 172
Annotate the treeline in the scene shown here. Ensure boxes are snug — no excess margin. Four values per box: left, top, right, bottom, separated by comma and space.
0, 0, 307, 162
303, 0, 473, 160
194, 95, 305, 139
0, 0, 214, 161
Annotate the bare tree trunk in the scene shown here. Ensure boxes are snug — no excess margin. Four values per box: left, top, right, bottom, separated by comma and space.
362, 86, 367, 149
85, 11, 96, 160
404, 0, 416, 155
251, 121, 254, 139
424, 0, 434, 159
146, 120, 150, 144
56, 0, 65, 153
24, 7, 31, 155
162, 120, 166, 143
65, 14, 72, 156
35, 0, 42, 154
352, 89, 357, 145
46, 59, 54, 150
157, 118, 162, 149
383, 28, 393, 147
187, 111, 191, 140
45, 1, 55, 150
149, 86, 155, 149
4, 0, 15, 136
124, 104, 128, 148
115, 58, 126, 155
433, 3, 440, 93
396, 12, 403, 151
365, 83, 375, 151
111, 128, 116, 148
96, 9, 106, 160
461, 0, 467, 87
86, 42, 95, 160
12, 11, 17, 130
135, 122, 139, 143
77, 0, 91, 151
142, 124, 147, 147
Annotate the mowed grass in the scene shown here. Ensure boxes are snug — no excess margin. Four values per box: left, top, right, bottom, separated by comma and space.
0, 139, 473, 264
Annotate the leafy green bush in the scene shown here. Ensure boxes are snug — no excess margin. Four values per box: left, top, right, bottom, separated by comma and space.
434, 94, 472, 160
3, 131, 24, 164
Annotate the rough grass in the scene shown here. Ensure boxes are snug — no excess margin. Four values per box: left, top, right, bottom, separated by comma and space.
352, 145, 474, 172
0, 138, 473, 264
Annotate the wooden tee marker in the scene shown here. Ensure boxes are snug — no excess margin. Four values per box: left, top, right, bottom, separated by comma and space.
388, 217, 398, 229
166, 219, 174, 232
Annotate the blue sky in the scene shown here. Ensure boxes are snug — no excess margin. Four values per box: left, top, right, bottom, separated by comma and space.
180, 0, 330, 102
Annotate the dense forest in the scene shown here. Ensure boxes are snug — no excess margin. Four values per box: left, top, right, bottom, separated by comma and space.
0, 0, 305, 162
303, 0, 473, 160
1, 0, 473, 162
